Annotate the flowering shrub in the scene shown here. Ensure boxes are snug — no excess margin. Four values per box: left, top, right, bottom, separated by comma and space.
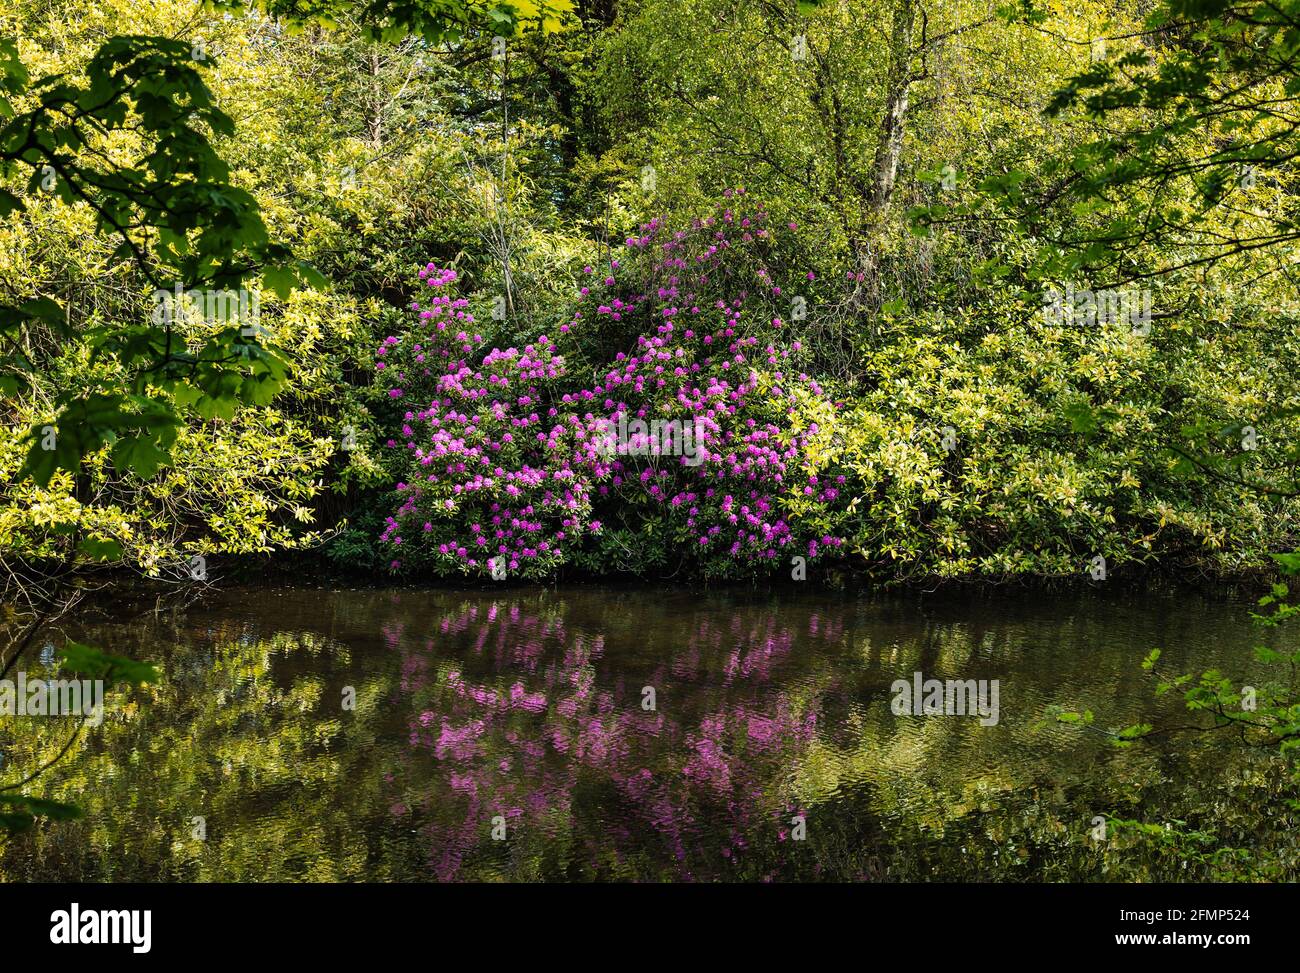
377, 193, 846, 579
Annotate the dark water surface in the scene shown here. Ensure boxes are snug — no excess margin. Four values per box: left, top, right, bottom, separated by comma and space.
1, 584, 1288, 881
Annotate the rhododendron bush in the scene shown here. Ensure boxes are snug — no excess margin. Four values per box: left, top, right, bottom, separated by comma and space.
376, 195, 847, 579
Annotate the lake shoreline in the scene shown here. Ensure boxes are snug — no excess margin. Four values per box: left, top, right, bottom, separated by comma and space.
40, 553, 1281, 608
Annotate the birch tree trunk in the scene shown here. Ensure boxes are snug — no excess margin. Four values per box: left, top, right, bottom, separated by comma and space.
853, 0, 918, 333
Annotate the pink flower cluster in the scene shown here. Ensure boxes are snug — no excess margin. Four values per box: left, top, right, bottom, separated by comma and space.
378, 195, 846, 578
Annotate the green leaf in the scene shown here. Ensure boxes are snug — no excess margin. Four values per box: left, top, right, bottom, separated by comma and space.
111, 435, 171, 478
19, 296, 64, 327
295, 260, 327, 290
1063, 400, 1099, 434
0, 811, 34, 832
0, 187, 23, 216
262, 265, 296, 300
58, 641, 158, 685
1271, 553, 1300, 575
0, 794, 82, 820
77, 537, 124, 561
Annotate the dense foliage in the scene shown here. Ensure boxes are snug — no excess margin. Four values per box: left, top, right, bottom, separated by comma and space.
2, 0, 1300, 873
3, 0, 1297, 589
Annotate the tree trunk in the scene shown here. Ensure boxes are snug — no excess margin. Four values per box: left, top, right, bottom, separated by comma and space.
854, 0, 917, 333
870, 0, 916, 216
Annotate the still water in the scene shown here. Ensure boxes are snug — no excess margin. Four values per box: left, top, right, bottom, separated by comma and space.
2, 584, 1292, 881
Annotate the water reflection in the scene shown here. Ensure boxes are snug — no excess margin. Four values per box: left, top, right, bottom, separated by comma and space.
1, 585, 1293, 881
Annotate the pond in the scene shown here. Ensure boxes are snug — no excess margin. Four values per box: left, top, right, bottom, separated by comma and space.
1, 583, 1290, 881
